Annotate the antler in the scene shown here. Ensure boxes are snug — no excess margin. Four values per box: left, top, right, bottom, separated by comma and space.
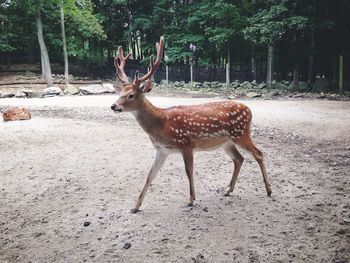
114, 46, 131, 84
133, 36, 164, 85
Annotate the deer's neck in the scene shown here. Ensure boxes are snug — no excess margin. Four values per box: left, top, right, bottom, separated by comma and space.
132, 96, 164, 136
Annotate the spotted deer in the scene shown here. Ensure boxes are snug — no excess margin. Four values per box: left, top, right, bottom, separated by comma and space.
111, 36, 272, 213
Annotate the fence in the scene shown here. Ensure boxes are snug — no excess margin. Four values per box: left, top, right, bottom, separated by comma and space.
118, 62, 267, 84
2, 54, 349, 86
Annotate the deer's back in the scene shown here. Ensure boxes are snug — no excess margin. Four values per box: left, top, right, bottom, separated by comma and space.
151, 100, 252, 150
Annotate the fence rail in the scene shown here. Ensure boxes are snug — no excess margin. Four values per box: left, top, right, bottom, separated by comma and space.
121, 63, 267, 84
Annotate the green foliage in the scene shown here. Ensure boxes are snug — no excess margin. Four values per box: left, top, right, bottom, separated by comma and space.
193, 0, 241, 47
0, 0, 349, 85
0, 14, 16, 52
62, 0, 106, 63
243, 2, 289, 46
65, 0, 105, 40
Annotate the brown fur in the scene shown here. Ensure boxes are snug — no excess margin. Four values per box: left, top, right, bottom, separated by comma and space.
3, 107, 31, 122
112, 36, 271, 213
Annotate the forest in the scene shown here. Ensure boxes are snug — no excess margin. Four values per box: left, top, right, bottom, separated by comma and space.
1, 0, 349, 91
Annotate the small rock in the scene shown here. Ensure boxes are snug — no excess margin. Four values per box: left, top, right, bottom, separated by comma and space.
65, 84, 79, 95
281, 80, 291, 86
102, 83, 116, 93
28, 91, 43, 98
293, 93, 305, 98
246, 92, 262, 98
0, 92, 15, 98
15, 90, 26, 98
272, 82, 288, 90
257, 83, 267, 89
83, 221, 91, 227
33, 232, 44, 238
42, 86, 62, 97
79, 84, 107, 95
267, 90, 280, 97
343, 217, 350, 224
336, 228, 347, 235
123, 242, 131, 249
22, 89, 34, 96
316, 93, 327, 99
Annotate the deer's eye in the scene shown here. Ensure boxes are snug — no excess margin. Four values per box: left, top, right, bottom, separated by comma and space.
127, 93, 135, 100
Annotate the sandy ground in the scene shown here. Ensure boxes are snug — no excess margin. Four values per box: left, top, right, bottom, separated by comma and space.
0, 95, 349, 263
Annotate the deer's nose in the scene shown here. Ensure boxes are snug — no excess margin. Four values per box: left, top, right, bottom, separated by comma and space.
111, 104, 122, 112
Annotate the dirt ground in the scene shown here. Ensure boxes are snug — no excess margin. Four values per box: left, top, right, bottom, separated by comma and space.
0, 95, 349, 263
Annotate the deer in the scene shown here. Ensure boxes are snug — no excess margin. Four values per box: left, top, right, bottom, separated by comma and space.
111, 36, 272, 213
2, 107, 31, 122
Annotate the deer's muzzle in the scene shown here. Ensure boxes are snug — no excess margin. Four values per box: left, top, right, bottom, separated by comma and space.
111, 104, 122, 112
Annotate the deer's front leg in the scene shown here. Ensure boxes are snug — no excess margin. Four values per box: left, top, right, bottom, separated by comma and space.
131, 150, 167, 213
182, 147, 195, 206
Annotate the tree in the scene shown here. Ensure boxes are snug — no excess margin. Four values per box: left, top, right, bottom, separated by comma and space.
60, 0, 69, 87
243, 2, 289, 85
64, 0, 106, 64
36, 0, 53, 87
1, 0, 349, 89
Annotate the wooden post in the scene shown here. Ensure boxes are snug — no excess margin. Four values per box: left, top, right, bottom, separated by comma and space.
166, 65, 169, 84
266, 44, 274, 86
339, 55, 343, 94
226, 47, 230, 89
190, 63, 193, 84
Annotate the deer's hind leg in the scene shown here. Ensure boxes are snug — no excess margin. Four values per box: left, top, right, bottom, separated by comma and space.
182, 147, 195, 206
223, 142, 244, 196
235, 132, 272, 196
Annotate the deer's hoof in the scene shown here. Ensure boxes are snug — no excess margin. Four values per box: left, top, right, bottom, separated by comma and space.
131, 208, 139, 214
224, 192, 231, 197
267, 191, 272, 197
187, 202, 194, 207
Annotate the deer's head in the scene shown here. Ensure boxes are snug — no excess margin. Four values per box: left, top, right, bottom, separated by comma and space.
111, 36, 164, 112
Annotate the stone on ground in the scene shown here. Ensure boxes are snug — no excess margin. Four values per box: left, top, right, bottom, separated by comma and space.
42, 86, 62, 97
64, 84, 79, 95
79, 84, 115, 95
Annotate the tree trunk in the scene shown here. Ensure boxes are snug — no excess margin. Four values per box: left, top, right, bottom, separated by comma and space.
136, 38, 141, 61
307, 29, 314, 84
266, 44, 274, 85
41, 54, 46, 77
131, 38, 136, 60
332, 52, 337, 83
293, 58, 299, 89
60, 0, 69, 87
36, 0, 53, 87
293, 34, 300, 89
339, 54, 343, 94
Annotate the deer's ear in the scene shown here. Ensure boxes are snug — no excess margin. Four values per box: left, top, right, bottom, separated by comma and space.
140, 79, 153, 93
